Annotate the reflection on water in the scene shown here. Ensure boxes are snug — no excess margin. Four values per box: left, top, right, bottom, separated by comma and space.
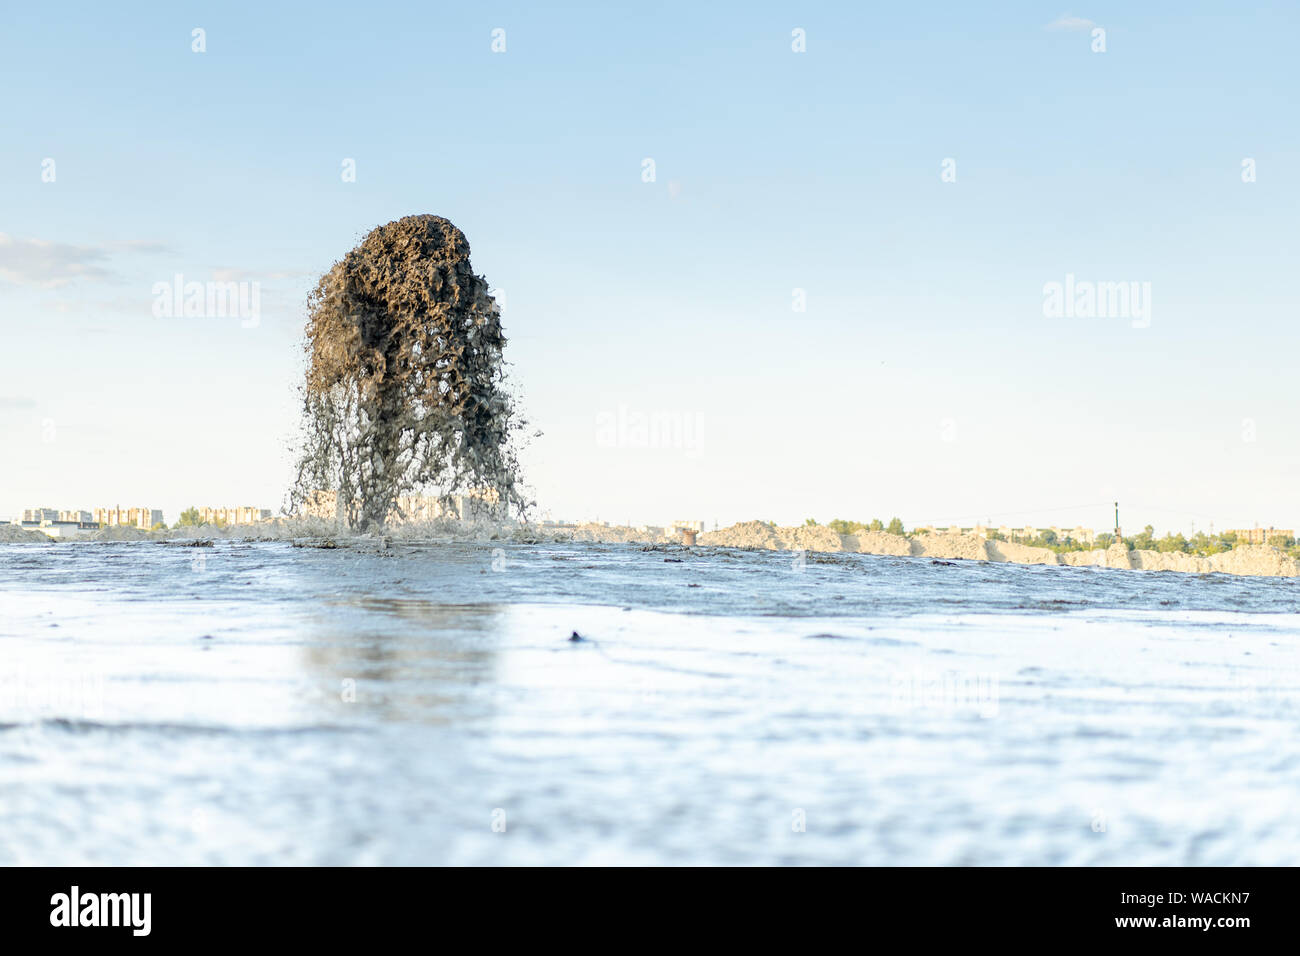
303, 600, 506, 724
1, 540, 1299, 865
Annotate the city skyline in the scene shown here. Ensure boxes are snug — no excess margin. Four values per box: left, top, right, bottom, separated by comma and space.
6, 495, 1296, 545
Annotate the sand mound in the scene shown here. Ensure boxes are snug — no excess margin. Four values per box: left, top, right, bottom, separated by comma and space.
782, 525, 846, 552
558, 523, 670, 545
913, 533, 989, 562
1129, 550, 1210, 573
842, 531, 912, 556
1057, 545, 1300, 577
698, 521, 844, 552
0, 525, 50, 543
1060, 550, 1104, 567
691, 525, 1300, 579
1060, 549, 1148, 569
1106, 545, 1135, 569
986, 540, 1060, 565
1206, 545, 1300, 577
699, 520, 782, 549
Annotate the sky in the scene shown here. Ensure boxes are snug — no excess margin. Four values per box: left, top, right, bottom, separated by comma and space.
1, 1, 1297, 535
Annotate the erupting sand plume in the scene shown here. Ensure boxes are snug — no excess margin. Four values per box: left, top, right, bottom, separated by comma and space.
291, 215, 525, 531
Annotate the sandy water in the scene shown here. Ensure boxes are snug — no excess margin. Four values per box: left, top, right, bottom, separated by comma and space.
2, 540, 1298, 865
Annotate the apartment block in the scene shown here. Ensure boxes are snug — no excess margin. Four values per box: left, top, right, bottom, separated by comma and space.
95, 507, 164, 530
1226, 527, 1295, 545
198, 507, 272, 526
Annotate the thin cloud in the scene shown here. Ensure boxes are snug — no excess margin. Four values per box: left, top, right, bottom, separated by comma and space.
0, 234, 113, 288
107, 239, 172, 254
0, 234, 172, 288
1046, 14, 1096, 31
49, 292, 154, 315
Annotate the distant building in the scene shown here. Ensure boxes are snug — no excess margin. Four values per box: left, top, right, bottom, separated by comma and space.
299, 490, 342, 521
95, 507, 163, 530
978, 525, 1096, 544
1049, 526, 1097, 545
198, 506, 272, 526
17, 506, 101, 538
31, 522, 98, 539
450, 488, 505, 521
671, 519, 705, 533
392, 495, 445, 523
1227, 527, 1295, 545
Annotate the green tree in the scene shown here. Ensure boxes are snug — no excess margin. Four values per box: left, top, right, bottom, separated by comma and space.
176, 507, 203, 528
828, 519, 866, 535
804, 517, 818, 526
886, 517, 905, 536
869, 518, 884, 532
1095, 532, 1115, 549
1157, 533, 1189, 553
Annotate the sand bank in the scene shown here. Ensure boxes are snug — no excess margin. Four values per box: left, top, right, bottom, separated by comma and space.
517, 520, 1300, 578
685, 522, 1300, 579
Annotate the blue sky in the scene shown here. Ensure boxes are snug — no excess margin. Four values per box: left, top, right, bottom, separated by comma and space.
2, 1, 1297, 534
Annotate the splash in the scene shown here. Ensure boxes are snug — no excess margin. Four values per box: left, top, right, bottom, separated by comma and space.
290, 215, 526, 531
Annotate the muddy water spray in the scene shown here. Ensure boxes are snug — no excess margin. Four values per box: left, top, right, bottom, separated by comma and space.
290, 215, 525, 530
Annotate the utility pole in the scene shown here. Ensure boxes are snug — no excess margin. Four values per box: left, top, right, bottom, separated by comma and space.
1114, 501, 1121, 544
